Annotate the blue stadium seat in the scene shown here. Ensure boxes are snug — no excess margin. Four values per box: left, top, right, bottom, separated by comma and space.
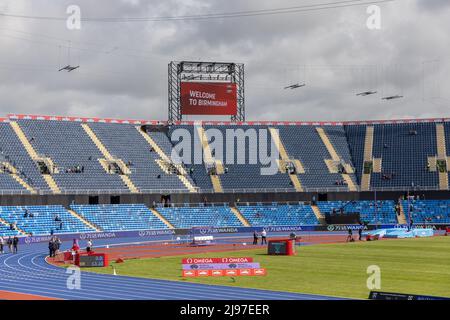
18, 120, 128, 192
238, 203, 319, 226
71, 204, 168, 231
88, 123, 192, 192
157, 204, 243, 228
401, 200, 450, 224
0, 205, 95, 235
317, 201, 397, 224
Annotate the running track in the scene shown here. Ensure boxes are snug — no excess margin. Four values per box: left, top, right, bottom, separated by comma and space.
0, 233, 347, 300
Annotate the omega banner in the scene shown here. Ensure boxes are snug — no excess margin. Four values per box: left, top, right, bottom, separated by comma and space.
180, 82, 237, 115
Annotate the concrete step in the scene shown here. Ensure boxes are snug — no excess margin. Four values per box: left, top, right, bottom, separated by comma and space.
0, 217, 27, 235
230, 206, 251, 227
398, 202, 408, 225
137, 127, 197, 193
150, 208, 175, 229
43, 174, 61, 194
68, 209, 102, 232
11, 174, 36, 194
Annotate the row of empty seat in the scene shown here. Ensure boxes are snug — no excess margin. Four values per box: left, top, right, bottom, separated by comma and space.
317, 201, 398, 224
401, 200, 450, 224
3, 200, 447, 236
0, 224, 19, 237
237, 203, 319, 226
71, 204, 167, 232
156, 204, 242, 228
0, 205, 94, 235
1, 119, 449, 193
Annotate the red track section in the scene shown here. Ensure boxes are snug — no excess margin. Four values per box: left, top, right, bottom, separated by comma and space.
0, 290, 61, 300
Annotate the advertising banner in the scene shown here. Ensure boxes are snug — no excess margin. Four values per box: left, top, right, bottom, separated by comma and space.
20, 228, 186, 245
182, 268, 267, 277
181, 82, 237, 115
182, 263, 260, 270
369, 291, 450, 300
181, 257, 254, 264
22, 223, 442, 245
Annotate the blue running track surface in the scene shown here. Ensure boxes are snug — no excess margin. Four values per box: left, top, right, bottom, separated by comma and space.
0, 235, 346, 300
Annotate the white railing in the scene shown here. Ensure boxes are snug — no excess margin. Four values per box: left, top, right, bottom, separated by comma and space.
0, 185, 443, 196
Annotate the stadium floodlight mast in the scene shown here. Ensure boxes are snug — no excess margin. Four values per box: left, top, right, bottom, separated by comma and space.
168, 61, 245, 122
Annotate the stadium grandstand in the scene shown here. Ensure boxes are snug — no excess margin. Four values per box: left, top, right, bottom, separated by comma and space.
2, 0, 450, 305
1, 114, 449, 237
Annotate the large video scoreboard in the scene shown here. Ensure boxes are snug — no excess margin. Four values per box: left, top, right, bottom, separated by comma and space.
180, 82, 237, 116
168, 61, 245, 122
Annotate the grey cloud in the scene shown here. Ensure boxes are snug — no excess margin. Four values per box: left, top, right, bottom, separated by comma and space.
417, 0, 450, 10
0, 0, 449, 121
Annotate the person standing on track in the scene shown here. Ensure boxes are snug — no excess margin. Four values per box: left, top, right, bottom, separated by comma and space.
0, 236, 4, 254
48, 237, 55, 257
55, 237, 62, 255
261, 228, 267, 245
347, 227, 354, 242
12, 235, 19, 254
253, 230, 259, 245
86, 239, 93, 253
7, 236, 13, 253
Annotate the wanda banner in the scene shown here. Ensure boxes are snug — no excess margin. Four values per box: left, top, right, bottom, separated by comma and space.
180, 82, 237, 115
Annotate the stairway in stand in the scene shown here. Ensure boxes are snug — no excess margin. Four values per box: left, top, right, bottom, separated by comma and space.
269, 127, 304, 192
436, 123, 449, 190
195, 125, 224, 193
82, 123, 140, 193
316, 127, 358, 191
136, 127, 197, 193
10, 121, 61, 194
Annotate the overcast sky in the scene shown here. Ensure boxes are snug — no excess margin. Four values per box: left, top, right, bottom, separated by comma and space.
0, 0, 448, 122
